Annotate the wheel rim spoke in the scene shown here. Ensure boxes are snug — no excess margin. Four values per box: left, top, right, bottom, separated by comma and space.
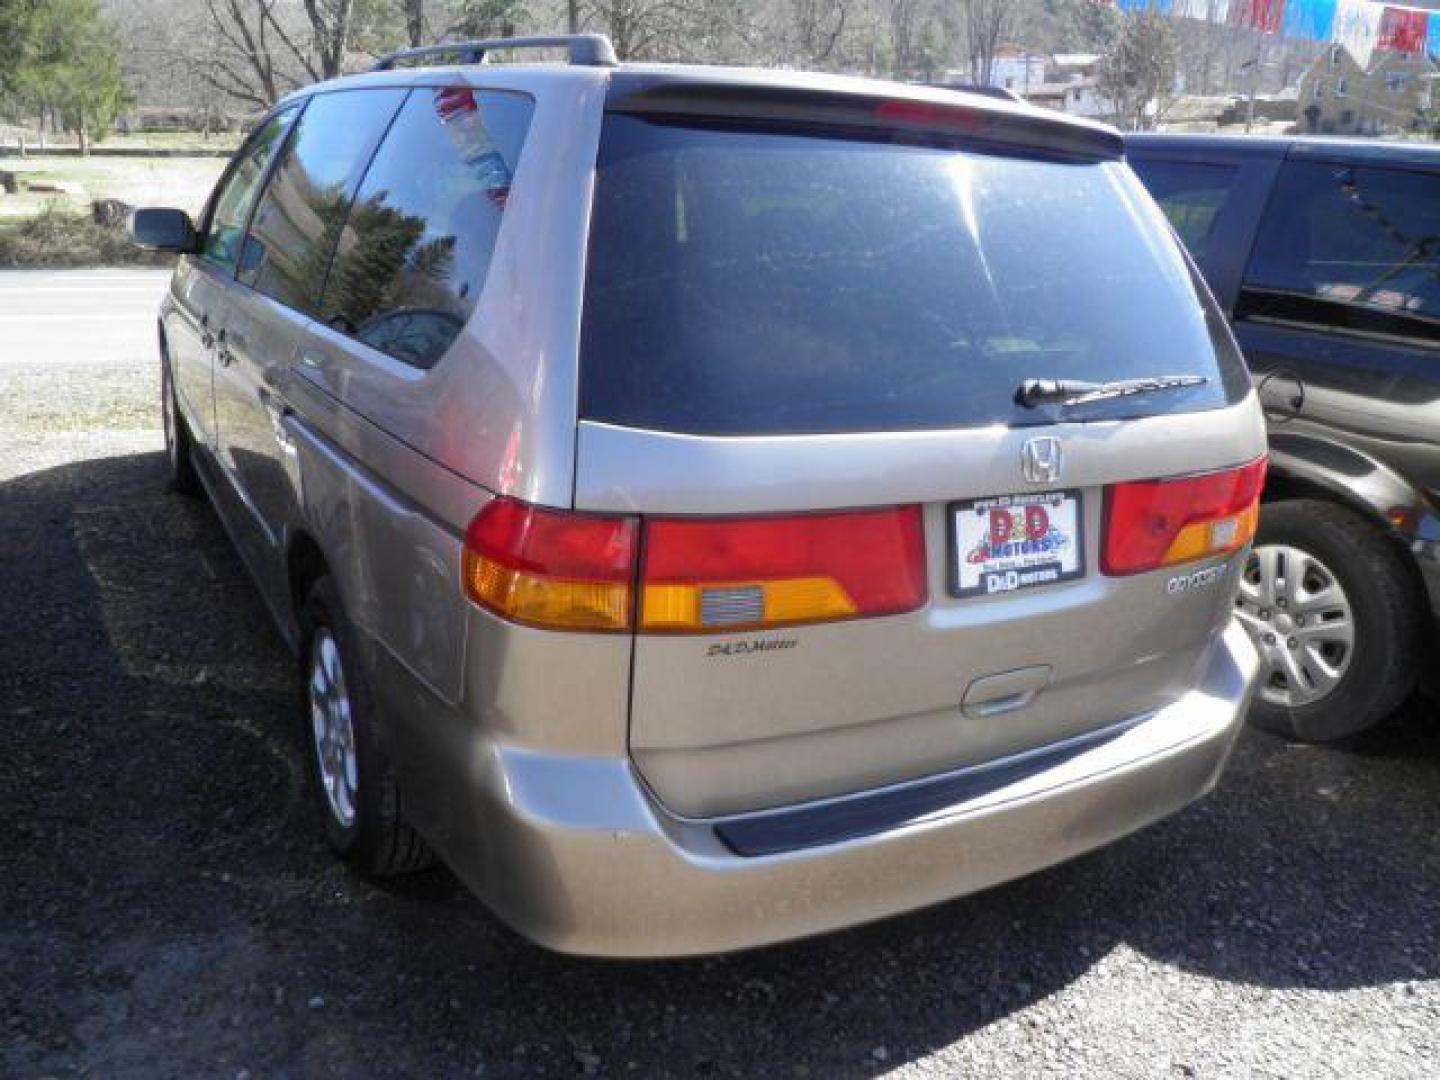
1238, 542, 1355, 709
1296, 615, 1353, 649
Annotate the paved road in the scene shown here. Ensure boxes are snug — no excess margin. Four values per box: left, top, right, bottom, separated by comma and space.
3, 269, 1439, 1078
0, 268, 169, 367
0, 269, 170, 482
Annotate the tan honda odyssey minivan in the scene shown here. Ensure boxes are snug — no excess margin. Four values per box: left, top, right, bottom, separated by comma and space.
132, 33, 1265, 956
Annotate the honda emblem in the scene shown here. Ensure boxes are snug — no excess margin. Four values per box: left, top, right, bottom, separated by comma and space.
1021, 437, 1062, 485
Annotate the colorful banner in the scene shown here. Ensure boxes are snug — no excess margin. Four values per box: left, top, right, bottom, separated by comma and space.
1173, 0, 1232, 19
1378, 5, 1428, 52
1232, 0, 1287, 32
1121, 0, 1440, 60
1281, 0, 1336, 39
1334, 0, 1384, 66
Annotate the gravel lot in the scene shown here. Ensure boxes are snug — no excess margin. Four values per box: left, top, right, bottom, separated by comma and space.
3, 270, 1439, 1078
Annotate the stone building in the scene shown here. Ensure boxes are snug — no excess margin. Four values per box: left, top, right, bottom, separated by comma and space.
1298, 43, 1438, 137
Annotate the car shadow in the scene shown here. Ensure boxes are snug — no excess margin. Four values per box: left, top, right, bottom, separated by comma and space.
3, 449, 1437, 1078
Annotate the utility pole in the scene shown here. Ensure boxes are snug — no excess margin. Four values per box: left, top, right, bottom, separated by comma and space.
1244, 34, 1269, 134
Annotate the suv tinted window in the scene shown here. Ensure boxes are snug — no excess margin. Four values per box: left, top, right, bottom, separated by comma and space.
1128, 158, 1238, 262
240, 88, 408, 314
201, 105, 298, 273
581, 117, 1248, 436
319, 88, 534, 369
1241, 160, 1440, 345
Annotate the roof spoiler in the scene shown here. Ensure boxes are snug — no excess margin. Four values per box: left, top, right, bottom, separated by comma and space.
606, 81, 1124, 162
372, 33, 618, 71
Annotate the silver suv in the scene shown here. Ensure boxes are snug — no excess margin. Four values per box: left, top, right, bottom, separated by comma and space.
132, 34, 1266, 957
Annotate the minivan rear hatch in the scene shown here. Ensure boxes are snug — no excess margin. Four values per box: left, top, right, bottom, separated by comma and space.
575, 83, 1259, 819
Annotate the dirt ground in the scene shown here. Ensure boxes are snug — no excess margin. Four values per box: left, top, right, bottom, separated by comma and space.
3, 270, 1439, 1078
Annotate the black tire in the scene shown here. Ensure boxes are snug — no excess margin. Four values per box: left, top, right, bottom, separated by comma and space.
298, 576, 434, 876
161, 357, 202, 498
1243, 499, 1423, 743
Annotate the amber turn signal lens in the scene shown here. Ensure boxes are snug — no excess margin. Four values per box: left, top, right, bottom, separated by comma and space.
462, 498, 636, 632
1102, 457, 1267, 576
639, 507, 926, 633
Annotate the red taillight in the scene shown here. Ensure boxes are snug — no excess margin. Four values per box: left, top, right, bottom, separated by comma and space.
874, 99, 984, 134
640, 507, 926, 633
462, 500, 927, 634
462, 498, 637, 631
1102, 457, 1267, 576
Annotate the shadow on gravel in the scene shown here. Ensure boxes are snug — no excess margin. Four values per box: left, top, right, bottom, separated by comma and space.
3, 450, 1438, 1078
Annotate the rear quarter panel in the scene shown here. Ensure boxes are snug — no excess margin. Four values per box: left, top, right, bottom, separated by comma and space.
284, 69, 609, 509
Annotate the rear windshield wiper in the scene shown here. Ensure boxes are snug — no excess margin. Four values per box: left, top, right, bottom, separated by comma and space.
1015, 374, 1209, 409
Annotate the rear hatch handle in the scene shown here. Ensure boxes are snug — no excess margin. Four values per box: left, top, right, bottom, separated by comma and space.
962, 665, 1052, 721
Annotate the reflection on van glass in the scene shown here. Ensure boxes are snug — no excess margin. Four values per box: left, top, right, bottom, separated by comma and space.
319, 88, 533, 370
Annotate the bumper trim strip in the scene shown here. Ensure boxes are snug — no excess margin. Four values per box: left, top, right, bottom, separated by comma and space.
715, 716, 1143, 857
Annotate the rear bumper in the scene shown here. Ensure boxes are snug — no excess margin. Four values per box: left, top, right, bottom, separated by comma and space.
457, 620, 1260, 958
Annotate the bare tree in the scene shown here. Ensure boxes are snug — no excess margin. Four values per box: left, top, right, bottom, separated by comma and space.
786, 0, 850, 66
303, 0, 358, 79
401, 0, 427, 45
197, 0, 377, 107
583, 0, 736, 61
1096, 10, 1178, 131
202, 0, 315, 108
953, 0, 1015, 87
885, 0, 928, 78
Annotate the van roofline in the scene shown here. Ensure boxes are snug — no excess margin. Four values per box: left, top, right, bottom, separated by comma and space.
605, 66, 1123, 160
1128, 131, 1440, 168
278, 60, 1122, 161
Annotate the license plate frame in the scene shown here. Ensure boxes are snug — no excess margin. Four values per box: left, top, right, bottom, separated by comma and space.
949, 489, 1086, 599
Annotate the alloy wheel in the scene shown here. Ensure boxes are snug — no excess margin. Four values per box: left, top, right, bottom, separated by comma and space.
308, 628, 359, 827
1235, 544, 1355, 708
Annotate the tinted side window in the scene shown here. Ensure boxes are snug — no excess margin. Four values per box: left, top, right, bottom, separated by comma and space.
319, 88, 534, 369
1128, 158, 1238, 261
201, 106, 299, 273
240, 88, 409, 315
1241, 161, 1440, 345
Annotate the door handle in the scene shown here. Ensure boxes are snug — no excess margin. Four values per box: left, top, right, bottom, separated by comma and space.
200, 314, 214, 350
216, 328, 233, 368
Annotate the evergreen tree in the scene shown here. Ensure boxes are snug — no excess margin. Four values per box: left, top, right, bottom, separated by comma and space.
2, 0, 129, 152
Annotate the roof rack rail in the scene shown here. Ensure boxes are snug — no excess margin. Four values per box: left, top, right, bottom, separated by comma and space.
371, 33, 618, 71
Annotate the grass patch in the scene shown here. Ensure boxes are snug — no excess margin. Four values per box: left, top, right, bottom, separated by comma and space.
1, 155, 228, 216
0, 206, 171, 267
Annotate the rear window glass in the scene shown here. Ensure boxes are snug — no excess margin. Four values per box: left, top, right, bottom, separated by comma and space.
1128, 158, 1238, 262
580, 117, 1248, 436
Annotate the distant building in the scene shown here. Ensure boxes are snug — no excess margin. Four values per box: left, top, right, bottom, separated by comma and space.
1023, 80, 1110, 119
1028, 53, 1109, 119
941, 46, 1048, 97
1001, 52, 1113, 120
1298, 43, 1437, 137
1049, 54, 1102, 83
989, 46, 1048, 95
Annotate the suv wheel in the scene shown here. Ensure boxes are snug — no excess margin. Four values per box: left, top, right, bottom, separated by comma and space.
300, 577, 434, 876
161, 359, 201, 497
1236, 499, 1422, 742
